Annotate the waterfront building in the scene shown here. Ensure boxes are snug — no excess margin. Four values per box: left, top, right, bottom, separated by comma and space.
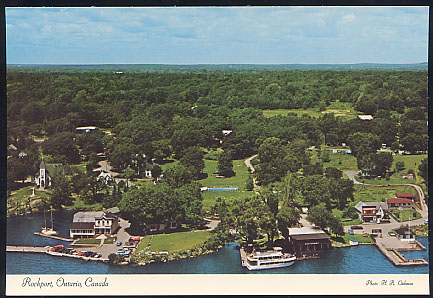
395, 227, 415, 242
355, 201, 387, 223
96, 170, 113, 184
69, 211, 119, 238
287, 227, 332, 256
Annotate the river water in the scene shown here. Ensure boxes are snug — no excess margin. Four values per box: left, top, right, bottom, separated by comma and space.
6, 210, 429, 274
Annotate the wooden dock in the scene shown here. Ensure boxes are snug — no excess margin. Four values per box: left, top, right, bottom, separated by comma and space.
33, 232, 74, 242
6, 246, 49, 253
375, 240, 428, 266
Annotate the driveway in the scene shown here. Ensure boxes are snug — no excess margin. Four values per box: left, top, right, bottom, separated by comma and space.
344, 171, 364, 185
85, 218, 132, 259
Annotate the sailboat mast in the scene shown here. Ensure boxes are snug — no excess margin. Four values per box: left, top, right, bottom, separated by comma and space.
43, 210, 47, 229
50, 207, 54, 229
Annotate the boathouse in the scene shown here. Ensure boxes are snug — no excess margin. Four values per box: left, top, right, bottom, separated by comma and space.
70, 211, 119, 238
287, 227, 332, 256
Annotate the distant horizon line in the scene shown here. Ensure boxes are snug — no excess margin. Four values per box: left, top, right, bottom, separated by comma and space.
7, 62, 428, 66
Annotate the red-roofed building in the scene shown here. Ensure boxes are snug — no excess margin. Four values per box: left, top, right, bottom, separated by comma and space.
387, 198, 413, 209
396, 193, 416, 200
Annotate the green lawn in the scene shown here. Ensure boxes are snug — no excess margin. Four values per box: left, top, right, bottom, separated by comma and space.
390, 208, 421, 222
105, 237, 117, 244
263, 101, 358, 120
69, 196, 102, 211
202, 190, 253, 212
342, 233, 373, 244
199, 159, 250, 190
135, 235, 153, 254
75, 238, 101, 245
140, 231, 211, 253
310, 150, 358, 172
7, 185, 51, 215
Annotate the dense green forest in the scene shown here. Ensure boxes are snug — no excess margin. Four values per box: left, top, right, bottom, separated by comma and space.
7, 67, 428, 239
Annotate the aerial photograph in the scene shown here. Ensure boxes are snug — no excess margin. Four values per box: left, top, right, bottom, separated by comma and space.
6, 6, 429, 281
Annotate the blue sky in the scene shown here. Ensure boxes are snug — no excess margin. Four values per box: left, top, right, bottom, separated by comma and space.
6, 7, 429, 64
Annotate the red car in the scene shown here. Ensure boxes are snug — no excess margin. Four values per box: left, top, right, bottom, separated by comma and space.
77, 252, 85, 256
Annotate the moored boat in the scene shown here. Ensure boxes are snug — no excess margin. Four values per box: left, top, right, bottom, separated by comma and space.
246, 247, 296, 270
349, 239, 359, 246
41, 208, 57, 236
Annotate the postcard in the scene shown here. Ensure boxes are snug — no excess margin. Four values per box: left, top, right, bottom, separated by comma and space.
4, 5, 429, 296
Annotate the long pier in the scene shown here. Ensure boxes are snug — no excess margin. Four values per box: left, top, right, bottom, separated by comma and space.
7, 245, 108, 262
33, 232, 74, 242
6, 246, 49, 253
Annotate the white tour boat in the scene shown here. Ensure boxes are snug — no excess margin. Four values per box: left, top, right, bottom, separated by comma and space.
246, 247, 296, 271
41, 208, 57, 236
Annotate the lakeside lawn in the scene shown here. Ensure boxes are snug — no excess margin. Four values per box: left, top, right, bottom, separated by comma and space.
7, 185, 51, 215
200, 159, 250, 190
390, 208, 421, 222
135, 231, 211, 254
263, 101, 358, 120
342, 233, 373, 244
75, 238, 101, 245
68, 196, 102, 211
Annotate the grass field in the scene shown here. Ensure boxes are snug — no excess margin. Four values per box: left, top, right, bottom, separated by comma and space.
69, 196, 102, 211
199, 158, 252, 212
137, 231, 211, 253
263, 101, 358, 119
7, 185, 51, 215
342, 233, 373, 244
75, 238, 101, 245
390, 208, 421, 222
352, 184, 415, 205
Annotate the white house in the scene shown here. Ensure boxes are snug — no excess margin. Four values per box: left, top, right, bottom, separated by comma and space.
357, 115, 374, 121
69, 211, 119, 238
96, 170, 113, 184
355, 201, 387, 223
75, 126, 97, 134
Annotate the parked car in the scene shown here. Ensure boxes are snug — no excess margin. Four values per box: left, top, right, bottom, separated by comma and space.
388, 232, 396, 237
116, 241, 122, 246
348, 229, 354, 235
424, 220, 428, 225
362, 232, 369, 237
351, 226, 363, 230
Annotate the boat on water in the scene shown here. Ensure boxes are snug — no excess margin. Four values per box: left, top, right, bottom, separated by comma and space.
246, 247, 296, 271
349, 239, 359, 246
41, 208, 57, 236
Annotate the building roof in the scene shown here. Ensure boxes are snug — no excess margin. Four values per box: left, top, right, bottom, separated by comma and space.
288, 226, 327, 236
76, 126, 97, 130
395, 227, 414, 235
70, 222, 95, 230
290, 233, 331, 241
355, 201, 387, 213
396, 193, 416, 198
18, 151, 28, 158
357, 115, 373, 120
8, 144, 18, 151
387, 198, 413, 204
72, 211, 105, 223
104, 207, 120, 214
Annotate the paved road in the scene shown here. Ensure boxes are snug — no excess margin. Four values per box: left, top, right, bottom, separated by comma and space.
244, 154, 257, 174
203, 218, 220, 231
344, 171, 364, 185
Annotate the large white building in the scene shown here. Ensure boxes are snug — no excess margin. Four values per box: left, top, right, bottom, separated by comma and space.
69, 211, 119, 238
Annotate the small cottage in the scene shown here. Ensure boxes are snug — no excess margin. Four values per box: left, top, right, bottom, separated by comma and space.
387, 198, 413, 209
396, 193, 416, 200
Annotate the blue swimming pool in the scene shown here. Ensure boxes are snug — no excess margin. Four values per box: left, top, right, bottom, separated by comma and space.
207, 188, 238, 191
